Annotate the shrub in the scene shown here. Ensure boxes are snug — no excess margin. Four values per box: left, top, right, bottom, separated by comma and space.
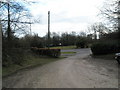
31, 47, 61, 58
2, 48, 25, 67
91, 42, 120, 55
76, 38, 88, 48
19, 34, 45, 48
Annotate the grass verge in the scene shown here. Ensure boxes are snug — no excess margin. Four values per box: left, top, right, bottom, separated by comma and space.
2, 54, 64, 77
50, 45, 76, 49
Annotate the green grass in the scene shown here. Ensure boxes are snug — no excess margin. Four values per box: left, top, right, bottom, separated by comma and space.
3, 55, 64, 77
61, 51, 76, 54
50, 45, 76, 49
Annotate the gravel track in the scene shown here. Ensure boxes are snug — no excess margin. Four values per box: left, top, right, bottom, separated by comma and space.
3, 48, 118, 88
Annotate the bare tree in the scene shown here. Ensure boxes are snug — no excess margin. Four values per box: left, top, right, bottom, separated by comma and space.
88, 22, 110, 39
0, 0, 33, 40
100, 0, 120, 31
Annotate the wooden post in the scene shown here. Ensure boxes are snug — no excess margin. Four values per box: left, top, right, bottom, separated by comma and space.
48, 11, 50, 49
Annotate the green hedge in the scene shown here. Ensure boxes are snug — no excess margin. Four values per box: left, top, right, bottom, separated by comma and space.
31, 47, 61, 58
91, 42, 120, 55
76, 38, 88, 48
2, 48, 25, 67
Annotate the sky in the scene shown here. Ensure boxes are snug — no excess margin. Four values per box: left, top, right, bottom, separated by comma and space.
10, 0, 105, 36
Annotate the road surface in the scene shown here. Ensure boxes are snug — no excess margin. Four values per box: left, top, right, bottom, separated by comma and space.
3, 48, 118, 88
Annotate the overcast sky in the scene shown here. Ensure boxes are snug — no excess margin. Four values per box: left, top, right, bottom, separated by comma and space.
25, 0, 105, 36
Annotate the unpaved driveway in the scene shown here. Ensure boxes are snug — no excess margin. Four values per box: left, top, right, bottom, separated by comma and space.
3, 48, 118, 88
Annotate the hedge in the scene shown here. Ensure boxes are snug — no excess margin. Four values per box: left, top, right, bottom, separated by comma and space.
2, 48, 25, 67
31, 47, 61, 58
76, 37, 88, 48
91, 42, 120, 55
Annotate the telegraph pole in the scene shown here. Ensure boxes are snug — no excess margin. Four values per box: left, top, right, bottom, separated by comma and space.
118, 1, 120, 32
117, 1, 120, 39
48, 11, 50, 49
7, 3, 11, 41
30, 19, 32, 35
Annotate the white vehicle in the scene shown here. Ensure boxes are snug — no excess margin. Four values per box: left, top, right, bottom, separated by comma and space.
115, 53, 120, 64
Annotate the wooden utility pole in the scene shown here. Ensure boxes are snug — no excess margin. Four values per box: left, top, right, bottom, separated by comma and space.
48, 11, 50, 49
7, 3, 11, 41
118, 1, 120, 31
30, 19, 32, 35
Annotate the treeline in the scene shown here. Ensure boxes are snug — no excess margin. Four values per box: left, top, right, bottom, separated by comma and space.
2, 31, 91, 67
3, 29, 119, 50
48, 32, 92, 48
3, 31, 93, 49
2, 29, 120, 66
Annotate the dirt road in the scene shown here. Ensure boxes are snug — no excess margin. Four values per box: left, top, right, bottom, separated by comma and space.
3, 48, 118, 88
